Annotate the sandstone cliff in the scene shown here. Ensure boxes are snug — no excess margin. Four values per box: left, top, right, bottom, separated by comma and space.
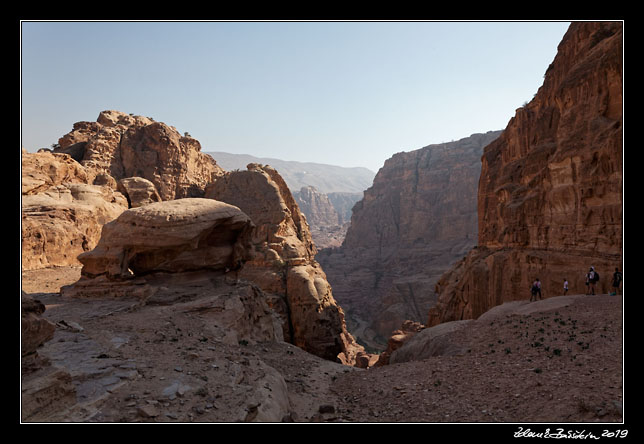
293, 186, 341, 229
293, 186, 353, 249
428, 22, 623, 326
318, 131, 502, 349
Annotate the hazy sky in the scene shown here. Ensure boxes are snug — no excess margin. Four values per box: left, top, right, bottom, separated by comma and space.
21, 21, 570, 172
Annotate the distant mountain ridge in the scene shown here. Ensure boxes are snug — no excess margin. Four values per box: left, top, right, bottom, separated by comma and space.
205, 151, 375, 194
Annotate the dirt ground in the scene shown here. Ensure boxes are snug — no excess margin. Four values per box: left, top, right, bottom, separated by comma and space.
21, 266, 624, 424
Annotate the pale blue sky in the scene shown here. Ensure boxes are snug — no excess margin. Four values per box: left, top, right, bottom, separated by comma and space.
21, 21, 570, 172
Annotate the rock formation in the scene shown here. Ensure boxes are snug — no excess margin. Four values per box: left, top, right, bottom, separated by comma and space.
206, 164, 363, 364
21, 149, 128, 270
55, 110, 224, 200
293, 186, 351, 249
61, 198, 289, 347
117, 177, 161, 208
428, 22, 623, 326
22, 111, 226, 270
73, 198, 254, 279
318, 131, 502, 350
21, 293, 76, 421
293, 186, 341, 229
62, 167, 362, 365
326, 192, 363, 224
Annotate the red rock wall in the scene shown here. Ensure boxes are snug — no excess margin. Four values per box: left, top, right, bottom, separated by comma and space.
428, 22, 623, 326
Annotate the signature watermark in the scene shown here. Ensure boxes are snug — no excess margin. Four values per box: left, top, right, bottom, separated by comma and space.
514, 427, 629, 440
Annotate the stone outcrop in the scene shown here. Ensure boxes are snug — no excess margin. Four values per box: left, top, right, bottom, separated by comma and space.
21, 149, 128, 270
428, 22, 623, 326
55, 110, 224, 200
206, 164, 363, 364
117, 177, 161, 208
318, 131, 502, 350
22, 111, 227, 270
21, 293, 76, 421
372, 320, 424, 367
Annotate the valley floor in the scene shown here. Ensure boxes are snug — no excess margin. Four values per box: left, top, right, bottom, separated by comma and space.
21, 266, 623, 424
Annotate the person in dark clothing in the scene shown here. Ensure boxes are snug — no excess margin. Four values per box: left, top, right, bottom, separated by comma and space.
530, 278, 542, 302
586, 267, 597, 295
611, 268, 623, 295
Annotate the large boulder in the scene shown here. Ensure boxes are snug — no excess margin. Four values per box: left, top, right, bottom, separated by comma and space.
76, 198, 254, 278
116, 177, 161, 208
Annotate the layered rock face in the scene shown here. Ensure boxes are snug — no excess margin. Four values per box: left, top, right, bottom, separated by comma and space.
21, 149, 128, 270
318, 131, 502, 349
206, 164, 363, 364
293, 186, 341, 229
55, 110, 224, 200
428, 22, 623, 326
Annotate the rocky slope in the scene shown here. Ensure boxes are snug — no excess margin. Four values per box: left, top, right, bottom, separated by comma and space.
293, 186, 341, 229
428, 21, 623, 326
22, 163, 364, 420
22, 114, 365, 421
318, 131, 502, 350
22, 267, 622, 423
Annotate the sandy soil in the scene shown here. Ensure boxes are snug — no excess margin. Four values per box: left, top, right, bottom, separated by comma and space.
21, 266, 624, 424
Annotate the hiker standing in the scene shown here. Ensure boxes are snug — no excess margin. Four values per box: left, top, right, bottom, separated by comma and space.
586, 267, 597, 295
563, 279, 569, 295
611, 268, 623, 295
530, 278, 542, 302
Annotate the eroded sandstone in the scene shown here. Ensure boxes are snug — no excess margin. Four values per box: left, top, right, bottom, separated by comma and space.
428, 21, 623, 326
206, 164, 363, 364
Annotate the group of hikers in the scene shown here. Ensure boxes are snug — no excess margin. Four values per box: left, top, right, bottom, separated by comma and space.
529, 267, 623, 302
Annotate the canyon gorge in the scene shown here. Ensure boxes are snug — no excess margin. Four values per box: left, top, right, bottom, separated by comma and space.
318, 130, 502, 350
21, 21, 623, 423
